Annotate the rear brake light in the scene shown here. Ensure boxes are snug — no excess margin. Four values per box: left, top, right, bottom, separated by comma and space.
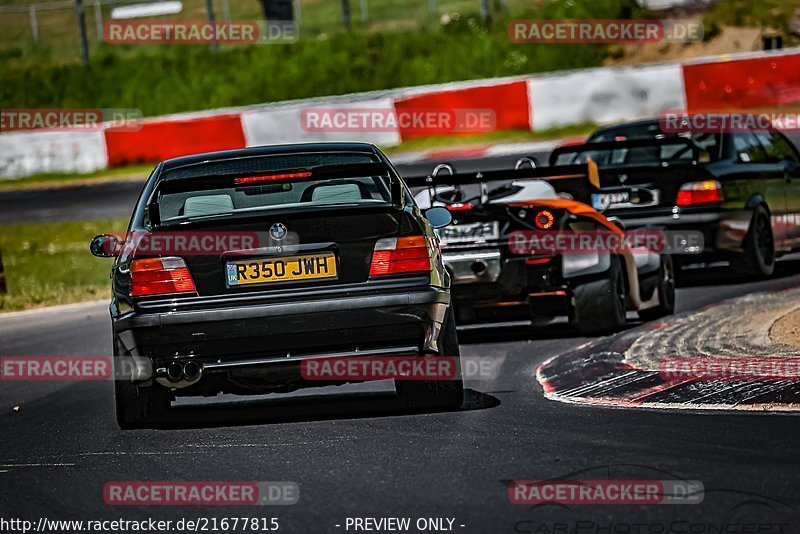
676, 180, 724, 207
534, 210, 555, 230
525, 257, 553, 266
234, 171, 312, 185
369, 236, 432, 277
446, 202, 474, 212
130, 257, 196, 297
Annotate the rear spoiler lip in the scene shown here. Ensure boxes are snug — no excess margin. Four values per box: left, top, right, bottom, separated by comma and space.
549, 137, 702, 166
157, 162, 392, 184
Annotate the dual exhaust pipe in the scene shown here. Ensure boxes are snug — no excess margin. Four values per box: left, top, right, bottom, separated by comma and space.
165, 360, 203, 385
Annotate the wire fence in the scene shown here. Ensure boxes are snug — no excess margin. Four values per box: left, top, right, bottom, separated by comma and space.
0, 0, 507, 61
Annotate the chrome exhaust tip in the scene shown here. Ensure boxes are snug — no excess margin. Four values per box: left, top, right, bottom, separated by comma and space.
159, 360, 204, 388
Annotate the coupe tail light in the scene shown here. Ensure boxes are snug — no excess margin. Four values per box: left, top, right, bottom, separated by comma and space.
130, 257, 196, 297
676, 180, 724, 207
369, 236, 432, 277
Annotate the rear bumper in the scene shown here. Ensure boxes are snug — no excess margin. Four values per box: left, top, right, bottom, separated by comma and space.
449, 257, 571, 324
611, 209, 752, 255
113, 282, 450, 392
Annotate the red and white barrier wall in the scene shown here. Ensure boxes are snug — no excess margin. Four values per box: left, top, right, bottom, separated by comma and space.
2, 47, 799, 179
528, 62, 686, 130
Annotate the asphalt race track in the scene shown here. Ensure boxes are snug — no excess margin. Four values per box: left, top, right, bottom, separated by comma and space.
4, 130, 800, 225
3, 143, 800, 531
2, 262, 800, 532
0, 152, 552, 224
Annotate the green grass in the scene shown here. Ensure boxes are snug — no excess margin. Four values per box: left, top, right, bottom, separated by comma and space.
0, 0, 640, 62
0, 0, 647, 116
0, 218, 127, 311
702, 0, 800, 46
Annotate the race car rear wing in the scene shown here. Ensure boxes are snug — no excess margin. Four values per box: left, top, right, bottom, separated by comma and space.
401, 160, 601, 204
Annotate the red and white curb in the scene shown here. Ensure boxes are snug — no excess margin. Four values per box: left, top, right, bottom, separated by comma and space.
536, 289, 800, 412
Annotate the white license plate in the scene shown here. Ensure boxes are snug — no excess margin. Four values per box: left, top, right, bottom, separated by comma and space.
592, 188, 660, 210
440, 221, 499, 244
591, 191, 630, 210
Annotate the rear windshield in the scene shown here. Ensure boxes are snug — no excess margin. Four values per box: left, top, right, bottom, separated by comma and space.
587, 130, 723, 163
158, 176, 392, 223
552, 140, 708, 168
155, 153, 393, 223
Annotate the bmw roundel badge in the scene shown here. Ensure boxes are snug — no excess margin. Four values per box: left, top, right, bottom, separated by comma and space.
270, 223, 288, 241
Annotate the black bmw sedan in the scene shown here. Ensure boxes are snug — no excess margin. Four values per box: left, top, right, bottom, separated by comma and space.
90, 142, 462, 428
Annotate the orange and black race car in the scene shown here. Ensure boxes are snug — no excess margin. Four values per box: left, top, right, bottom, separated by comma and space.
407, 160, 676, 334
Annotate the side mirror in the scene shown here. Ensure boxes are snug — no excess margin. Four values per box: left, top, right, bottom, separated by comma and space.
424, 206, 452, 229
90, 234, 121, 258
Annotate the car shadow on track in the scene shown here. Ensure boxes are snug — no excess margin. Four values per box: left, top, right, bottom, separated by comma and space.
458, 320, 640, 346
677, 257, 800, 288
151, 388, 499, 430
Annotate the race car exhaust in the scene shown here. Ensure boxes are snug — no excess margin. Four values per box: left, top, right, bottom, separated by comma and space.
471, 260, 488, 276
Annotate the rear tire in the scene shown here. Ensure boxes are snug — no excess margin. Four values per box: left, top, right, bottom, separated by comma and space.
731, 205, 775, 277
638, 255, 676, 321
115, 379, 171, 429
113, 341, 170, 429
572, 256, 627, 335
396, 307, 464, 410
